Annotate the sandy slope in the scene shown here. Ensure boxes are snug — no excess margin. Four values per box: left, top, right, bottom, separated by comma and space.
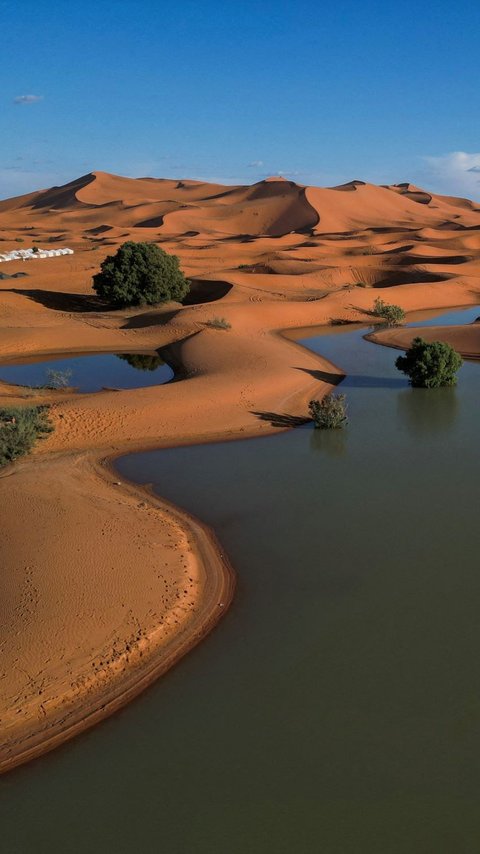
1, 171, 480, 772
369, 319, 480, 358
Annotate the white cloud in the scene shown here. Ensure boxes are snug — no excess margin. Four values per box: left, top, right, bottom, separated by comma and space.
420, 151, 480, 200
13, 94, 43, 105
247, 160, 263, 168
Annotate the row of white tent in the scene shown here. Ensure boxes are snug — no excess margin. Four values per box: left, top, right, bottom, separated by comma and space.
0, 247, 74, 263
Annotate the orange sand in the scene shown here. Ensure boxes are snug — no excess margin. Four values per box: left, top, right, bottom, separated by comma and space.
1, 172, 480, 772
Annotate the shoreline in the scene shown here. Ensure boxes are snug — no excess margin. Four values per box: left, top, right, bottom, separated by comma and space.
0, 451, 235, 775
0, 318, 345, 776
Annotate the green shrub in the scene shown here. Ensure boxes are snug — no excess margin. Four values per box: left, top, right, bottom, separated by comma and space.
395, 337, 463, 387
205, 317, 231, 330
309, 394, 348, 429
92, 241, 190, 307
372, 297, 405, 326
0, 406, 53, 467
15, 237, 24, 243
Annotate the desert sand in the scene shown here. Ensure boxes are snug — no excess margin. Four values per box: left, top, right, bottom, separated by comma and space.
1, 172, 479, 772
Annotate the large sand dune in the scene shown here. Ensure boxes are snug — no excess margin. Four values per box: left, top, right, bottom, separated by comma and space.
1, 171, 479, 771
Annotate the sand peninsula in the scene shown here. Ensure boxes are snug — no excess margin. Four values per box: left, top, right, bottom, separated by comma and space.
1, 172, 480, 772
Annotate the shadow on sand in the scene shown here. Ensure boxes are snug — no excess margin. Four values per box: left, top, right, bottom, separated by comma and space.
250, 411, 310, 429
294, 366, 345, 385
8, 288, 106, 313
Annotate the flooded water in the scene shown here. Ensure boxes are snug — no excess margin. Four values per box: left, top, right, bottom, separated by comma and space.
0, 351, 173, 392
1, 307, 479, 853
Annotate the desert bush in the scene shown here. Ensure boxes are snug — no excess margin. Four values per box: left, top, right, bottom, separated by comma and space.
395, 337, 463, 387
309, 393, 348, 429
117, 353, 164, 371
45, 368, 73, 389
205, 317, 231, 330
15, 237, 24, 243
372, 297, 405, 326
92, 241, 190, 307
0, 406, 53, 467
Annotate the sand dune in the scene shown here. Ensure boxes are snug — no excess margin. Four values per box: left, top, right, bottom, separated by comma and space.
1, 171, 480, 771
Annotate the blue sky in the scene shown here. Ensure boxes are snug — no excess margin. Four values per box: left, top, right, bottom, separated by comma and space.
2, 0, 480, 199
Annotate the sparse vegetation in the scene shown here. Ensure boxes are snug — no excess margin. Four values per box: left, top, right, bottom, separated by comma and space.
309, 393, 348, 429
15, 237, 24, 243
0, 406, 53, 467
372, 297, 405, 326
92, 241, 190, 307
117, 353, 164, 371
45, 368, 73, 389
206, 317, 231, 330
395, 337, 463, 387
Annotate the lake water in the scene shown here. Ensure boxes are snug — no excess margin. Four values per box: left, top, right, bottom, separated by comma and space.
1, 307, 479, 854
0, 351, 173, 392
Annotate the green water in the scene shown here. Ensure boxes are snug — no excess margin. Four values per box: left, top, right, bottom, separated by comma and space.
1, 307, 479, 853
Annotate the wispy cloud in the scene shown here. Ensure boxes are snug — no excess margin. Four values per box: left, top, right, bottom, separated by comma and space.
13, 94, 43, 105
420, 151, 480, 200
247, 160, 263, 168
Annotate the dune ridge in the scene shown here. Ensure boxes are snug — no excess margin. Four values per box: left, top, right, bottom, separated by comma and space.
1, 171, 480, 772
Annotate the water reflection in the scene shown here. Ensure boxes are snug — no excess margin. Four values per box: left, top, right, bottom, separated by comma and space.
310, 425, 348, 457
340, 374, 405, 389
397, 386, 459, 436
116, 353, 164, 371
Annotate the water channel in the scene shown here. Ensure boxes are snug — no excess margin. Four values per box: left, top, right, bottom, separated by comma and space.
1, 306, 479, 853
0, 351, 172, 393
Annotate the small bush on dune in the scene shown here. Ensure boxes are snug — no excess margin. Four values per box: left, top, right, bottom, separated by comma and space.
396, 337, 463, 387
205, 317, 231, 330
0, 406, 53, 467
372, 297, 405, 326
93, 241, 190, 307
309, 394, 348, 429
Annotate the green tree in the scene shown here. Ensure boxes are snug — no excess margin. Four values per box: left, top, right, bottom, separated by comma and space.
92, 242, 190, 307
395, 337, 463, 387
